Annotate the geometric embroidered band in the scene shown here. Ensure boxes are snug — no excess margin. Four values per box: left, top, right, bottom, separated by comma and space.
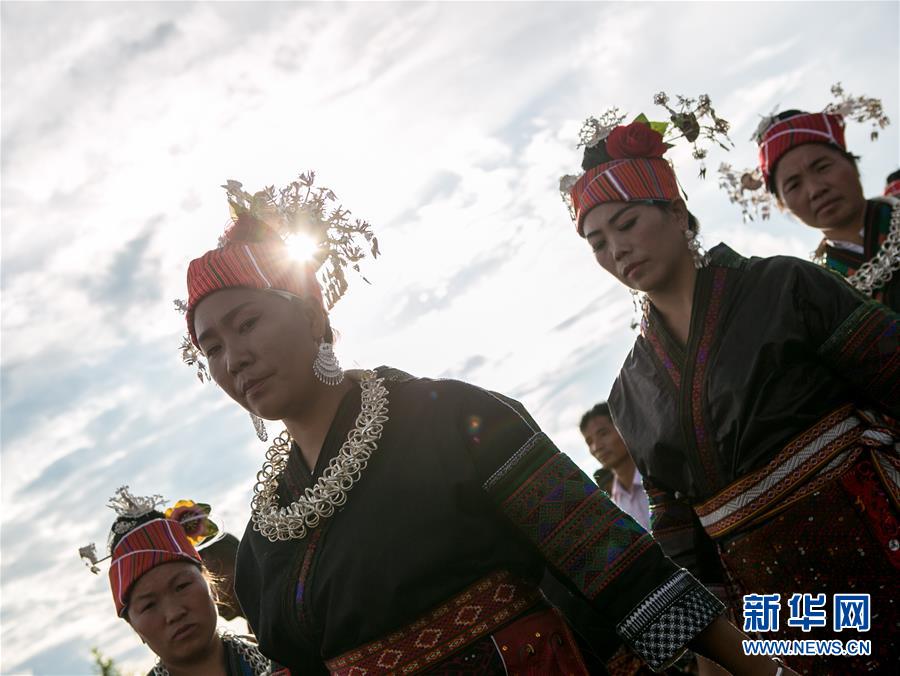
617, 569, 724, 672
185, 226, 324, 347
757, 111, 846, 188
483, 432, 656, 601
570, 157, 679, 236
109, 518, 202, 616
694, 404, 869, 539
324, 570, 540, 675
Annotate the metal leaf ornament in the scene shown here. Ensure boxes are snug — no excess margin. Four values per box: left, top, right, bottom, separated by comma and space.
719, 83, 889, 223
826, 82, 890, 141
222, 173, 379, 310
559, 97, 733, 222
654, 92, 734, 177
174, 172, 379, 381
717, 163, 772, 222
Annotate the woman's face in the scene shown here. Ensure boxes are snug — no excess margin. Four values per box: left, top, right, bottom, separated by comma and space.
193, 287, 324, 421
127, 562, 218, 668
773, 144, 865, 233
581, 200, 690, 293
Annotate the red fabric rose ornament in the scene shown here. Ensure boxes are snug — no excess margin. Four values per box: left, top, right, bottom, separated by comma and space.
605, 121, 669, 160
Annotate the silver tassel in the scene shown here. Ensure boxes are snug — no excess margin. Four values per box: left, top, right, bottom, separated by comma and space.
250, 412, 268, 442
313, 341, 344, 386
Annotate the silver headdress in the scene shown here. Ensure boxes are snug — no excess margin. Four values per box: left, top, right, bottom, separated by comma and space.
78, 486, 166, 575
720, 82, 890, 222
559, 93, 733, 222
174, 172, 379, 383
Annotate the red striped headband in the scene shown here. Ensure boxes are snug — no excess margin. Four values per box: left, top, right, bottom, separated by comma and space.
570, 158, 679, 236
757, 112, 846, 188
185, 227, 324, 347
109, 518, 201, 616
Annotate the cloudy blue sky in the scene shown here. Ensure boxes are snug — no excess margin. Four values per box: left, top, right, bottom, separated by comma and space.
2, 2, 897, 674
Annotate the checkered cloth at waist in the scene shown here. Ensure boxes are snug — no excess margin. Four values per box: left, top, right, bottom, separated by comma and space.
324, 570, 541, 675
694, 404, 898, 539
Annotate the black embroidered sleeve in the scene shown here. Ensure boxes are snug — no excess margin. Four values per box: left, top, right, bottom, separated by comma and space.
616, 569, 725, 672
463, 383, 725, 671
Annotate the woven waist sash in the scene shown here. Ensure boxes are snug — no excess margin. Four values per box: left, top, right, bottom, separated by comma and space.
694, 404, 897, 540
325, 570, 541, 675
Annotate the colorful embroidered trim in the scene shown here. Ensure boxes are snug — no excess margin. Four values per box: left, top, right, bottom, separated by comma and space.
817, 300, 900, 404
617, 569, 724, 672
825, 199, 894, 281
571, 157, 679, 236
484, 432, 655, 600
643, 321, 682, 390
687, 267, 729, 492
758, 112, 846, 187
185, 238, 323, 347
694, 405, 868, 538
109, 518, 201, 616
324, 570, 539, 675
872, 448, 900, 509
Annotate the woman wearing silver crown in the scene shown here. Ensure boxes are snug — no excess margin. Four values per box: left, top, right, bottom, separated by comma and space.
174, 174, 791, 675
561, 95, 899, 674
79, 487, 288, 676
720, 85, 898, 310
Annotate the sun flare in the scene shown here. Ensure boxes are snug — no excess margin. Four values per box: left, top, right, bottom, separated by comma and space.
285, 233, 318, 262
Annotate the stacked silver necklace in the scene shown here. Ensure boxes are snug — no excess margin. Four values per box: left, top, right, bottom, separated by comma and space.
844, 199, 900, 296
250, 370, 389, 543
151, 632, 270, 676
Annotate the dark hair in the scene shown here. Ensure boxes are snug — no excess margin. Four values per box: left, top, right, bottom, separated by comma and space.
582, 141, 614, 172
284, 295, 334, 344
887, 169, 900, 184
199, 532, 240, 571
580, 402, 612, 432
764, 110, 860, 194
109, 510, 166, 552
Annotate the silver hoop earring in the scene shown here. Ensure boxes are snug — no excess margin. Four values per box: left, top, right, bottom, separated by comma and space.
250, 412, 267, 442
684, 228, 709, 269
313, 341, 344, 386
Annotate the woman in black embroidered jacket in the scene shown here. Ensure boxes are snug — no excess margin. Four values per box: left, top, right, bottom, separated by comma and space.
177, 176, 787, 675
564, 112, 899, 675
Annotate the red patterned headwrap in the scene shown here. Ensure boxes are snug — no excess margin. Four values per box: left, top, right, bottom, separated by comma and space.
109, 518, 202, 616
570, 158, 679, 236
757, 112, 846, 189
185, 219, 324, 347
885, 180, 900, 198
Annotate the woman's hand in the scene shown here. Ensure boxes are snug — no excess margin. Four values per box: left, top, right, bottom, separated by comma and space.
688, 615, 801, 675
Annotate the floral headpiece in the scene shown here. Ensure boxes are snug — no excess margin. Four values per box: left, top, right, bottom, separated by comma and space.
719, 83, 890, 221
79, 488, 220, 573
176, 172, 379, 382
164, 499, 220, 548
560, 92, 732, 234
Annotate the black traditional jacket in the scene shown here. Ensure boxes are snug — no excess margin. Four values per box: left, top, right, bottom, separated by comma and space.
609, 243, 899, 583
823, 196, 899, 311
235, 371, 723, 673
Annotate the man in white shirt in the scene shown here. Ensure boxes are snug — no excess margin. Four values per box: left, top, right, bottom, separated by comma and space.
580, 402, 651, 531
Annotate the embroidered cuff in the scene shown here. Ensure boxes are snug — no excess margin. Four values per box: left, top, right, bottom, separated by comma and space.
616, 569, 724, 672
